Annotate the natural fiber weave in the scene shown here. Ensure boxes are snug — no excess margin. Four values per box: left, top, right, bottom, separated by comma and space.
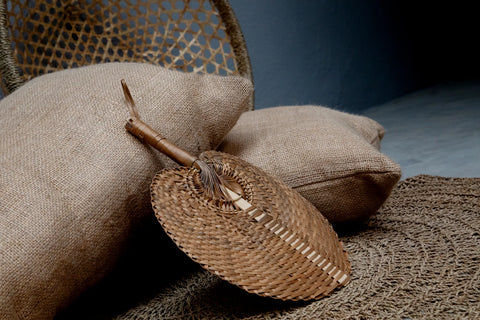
220, 105, 401, 224
0, 0, 253, 105
150, 150, 351, 301
118, 175, 480, 319
0, 62, 253, 320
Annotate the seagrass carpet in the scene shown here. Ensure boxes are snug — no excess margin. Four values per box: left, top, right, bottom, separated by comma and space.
115, 175, 480, 320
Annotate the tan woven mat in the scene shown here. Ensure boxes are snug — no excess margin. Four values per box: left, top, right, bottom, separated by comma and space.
116, 175, 480, 320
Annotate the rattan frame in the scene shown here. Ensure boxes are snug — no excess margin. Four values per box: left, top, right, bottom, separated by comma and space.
0, 0, 253, 110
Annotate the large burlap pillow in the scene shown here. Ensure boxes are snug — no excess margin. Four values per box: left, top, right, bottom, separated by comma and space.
220, 105, 401, 224
0, 63, 253, 320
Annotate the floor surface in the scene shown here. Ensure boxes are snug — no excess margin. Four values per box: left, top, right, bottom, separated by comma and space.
362, 80, 480, 179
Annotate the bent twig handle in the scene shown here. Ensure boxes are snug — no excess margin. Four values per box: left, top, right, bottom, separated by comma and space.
121, 79, 238, 201
121, 79, 198, 168
125, 117, 198, 168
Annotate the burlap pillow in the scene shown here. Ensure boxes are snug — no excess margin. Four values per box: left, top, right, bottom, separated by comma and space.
219, 105, 401, 224
0, 62, 253, 320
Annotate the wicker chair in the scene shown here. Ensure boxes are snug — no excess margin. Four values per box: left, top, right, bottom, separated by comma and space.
0, 0, 253, 109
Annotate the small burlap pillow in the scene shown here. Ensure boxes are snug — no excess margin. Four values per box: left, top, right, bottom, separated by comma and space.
0, 63, 253, 320
220, 105, 401, 223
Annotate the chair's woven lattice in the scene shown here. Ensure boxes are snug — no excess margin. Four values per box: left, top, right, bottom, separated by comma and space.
0, 0, 253, 105
150, 150, 351, 301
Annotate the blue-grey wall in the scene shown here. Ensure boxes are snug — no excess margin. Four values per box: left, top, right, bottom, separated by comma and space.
2, 1, 478, 109
229, 1, 480, 112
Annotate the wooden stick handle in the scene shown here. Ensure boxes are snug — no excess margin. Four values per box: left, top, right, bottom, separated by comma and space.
121, 79, 199, 168
125, 117, 198, 167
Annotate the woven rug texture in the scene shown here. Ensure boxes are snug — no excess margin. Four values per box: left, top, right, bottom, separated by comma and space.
117, 175, 480, 320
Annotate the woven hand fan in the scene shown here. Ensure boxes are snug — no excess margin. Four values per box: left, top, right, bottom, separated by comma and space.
121, 80, 351, 301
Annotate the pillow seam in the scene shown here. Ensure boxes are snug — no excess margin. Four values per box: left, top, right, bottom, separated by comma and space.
290, 170, 401, 189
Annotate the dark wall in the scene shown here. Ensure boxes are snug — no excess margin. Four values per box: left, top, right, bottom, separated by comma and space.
392, 2, 480, 88
2, 1, 477, 108
229, 0, 480, 111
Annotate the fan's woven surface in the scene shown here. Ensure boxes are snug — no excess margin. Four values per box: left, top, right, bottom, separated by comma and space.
150, 150, 351, 301
119, 175, 480, 319
1, 0, 250, 93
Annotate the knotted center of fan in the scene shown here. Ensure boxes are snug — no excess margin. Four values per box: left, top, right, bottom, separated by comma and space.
186, 159, 252, 214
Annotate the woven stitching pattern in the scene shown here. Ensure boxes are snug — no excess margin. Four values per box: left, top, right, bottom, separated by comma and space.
5, 0, 239, 81
118, 175, 480, 319
150, 151, 351, 301
0, 62, 253, 319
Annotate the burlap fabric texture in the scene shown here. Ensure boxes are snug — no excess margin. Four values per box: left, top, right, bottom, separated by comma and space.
220, 105, 402, 223
0, 62, 253, 320
118, 175, 480, 320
